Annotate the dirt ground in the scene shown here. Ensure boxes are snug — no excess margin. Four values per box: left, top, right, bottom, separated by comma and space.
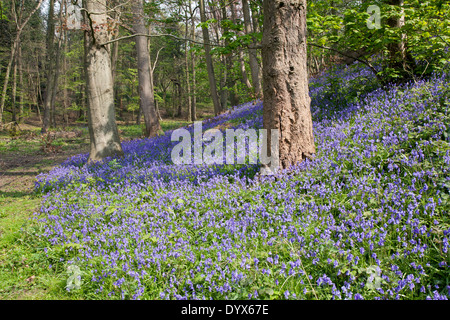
0, 124, 89, 195
0, 150, 86, 194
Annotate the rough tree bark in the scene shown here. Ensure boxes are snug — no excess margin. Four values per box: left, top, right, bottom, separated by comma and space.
262, 0, 315, 171
199, 0, 222, 115
132, 0, 160, 137
83, 0, 123, 162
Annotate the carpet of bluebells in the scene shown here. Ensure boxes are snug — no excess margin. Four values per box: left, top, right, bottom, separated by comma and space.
35, 63, 450, 300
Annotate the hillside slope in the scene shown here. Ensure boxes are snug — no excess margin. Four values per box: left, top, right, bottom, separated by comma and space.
35, 64, 450, 300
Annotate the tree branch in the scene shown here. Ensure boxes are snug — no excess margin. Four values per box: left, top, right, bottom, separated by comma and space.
308, 43, 382, 83
99, 32, 227, 48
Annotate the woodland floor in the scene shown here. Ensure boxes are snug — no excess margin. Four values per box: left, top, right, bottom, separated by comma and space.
0, 118, 189, 299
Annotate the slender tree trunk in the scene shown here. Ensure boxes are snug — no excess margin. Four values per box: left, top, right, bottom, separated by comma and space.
132, 0, 160, 137
50, 30, 63, 128
262, 0, 315, 171
385, 0, 415, 81
11, 52, 17, 123
42, 0, 56, 132
0, 0, 44, 129
83, 0, 123, 162
189, 0, 197, 121
1, 39, 18, 128
211, 1, 228, 109
185, 6, 192, 121
230, 1, 252, 91
221, 2, 238, 107
243, 0, 261, 98
18, 42, 24, 123
63, 23, 69, 125
199, 0, 222, 115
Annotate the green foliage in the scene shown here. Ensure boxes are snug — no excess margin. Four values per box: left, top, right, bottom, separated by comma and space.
307, 0, 450, 83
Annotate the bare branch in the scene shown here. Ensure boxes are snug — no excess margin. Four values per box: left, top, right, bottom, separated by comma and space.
308, 43, 382, 83
152, 46, 164, 74
99, 32, 227, 48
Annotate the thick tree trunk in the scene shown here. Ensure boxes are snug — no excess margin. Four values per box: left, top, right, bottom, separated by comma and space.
132, 0, 161, 137
199, 0, 222, 115
262, 0, 315, 171
243, 0, 262, 98
83, 0, 123, 162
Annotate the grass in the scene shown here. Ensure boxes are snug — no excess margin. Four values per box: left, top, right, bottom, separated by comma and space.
0, 118, 191, 300
0, 192, 70, 299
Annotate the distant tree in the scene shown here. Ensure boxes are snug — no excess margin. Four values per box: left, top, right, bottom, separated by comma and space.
262, 0, 315, 171
242, 0, 261, 98
199, 0, 221, 115
0, 0, 44, 129
132, 0, 161, 137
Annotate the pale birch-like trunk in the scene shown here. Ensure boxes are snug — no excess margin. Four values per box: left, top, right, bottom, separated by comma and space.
83, 0, 123, 162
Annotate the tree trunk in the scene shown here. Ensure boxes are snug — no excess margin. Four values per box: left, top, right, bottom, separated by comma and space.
199, 0, 222, 115
189, 0, 197, 121
18, 42, 24, 123
0, 0, 44, 129
386, 0, 415, 81
221, 2, 239, 107
230, 1, 252, 91
243, 0, 262, 98
63, 24, 69, 125
211, 1, 229, 109
262, 0, 315, 171
83, 0, 123, 162
42, 0, 56, 132
132, 0, 160, 137
11, 52, 17, 123
50, 29, 63, 128
185, 6, 192, 122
